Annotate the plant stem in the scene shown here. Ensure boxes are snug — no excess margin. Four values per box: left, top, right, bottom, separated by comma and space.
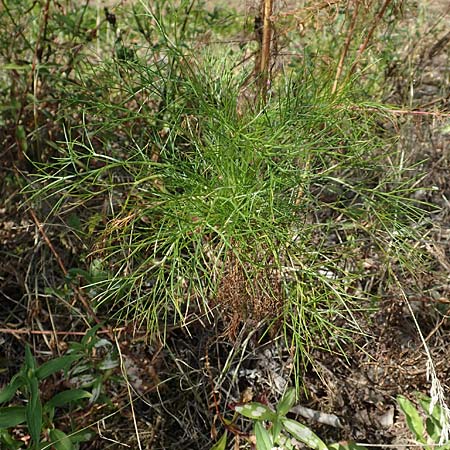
260, 0, 273, 101
332, 0, 360, 94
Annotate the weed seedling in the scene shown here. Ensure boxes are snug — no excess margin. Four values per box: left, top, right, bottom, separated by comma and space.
214, 387, 365, 450
0, 344, 98, 449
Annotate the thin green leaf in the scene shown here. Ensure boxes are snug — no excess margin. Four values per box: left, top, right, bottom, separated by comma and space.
210, 431, 227, 450
0, 376, 25, 404
277, 388, 297, 417
45, 389, 91, 409
26, 377, 42, 445
0, 406, 27, 428
282, 418, 328, 450
397, 395, 426, 443
25, 346, 36, 372
235, 403, 276, 421
80, 325, 102, 349
89, 377, 102, 404
255, 421, 273, 450
36, 355, 80, 380
272, 417, 283, 442
49, 428, 74, 450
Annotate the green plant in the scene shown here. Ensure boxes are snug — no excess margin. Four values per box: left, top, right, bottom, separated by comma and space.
66, 325, 120, 405
0, 345, 94, 450
0, 0, 447, 448
25, 9, 431, 377
218, 387, 365, 450
398, 393, 450, 449
217, 389, 450, 450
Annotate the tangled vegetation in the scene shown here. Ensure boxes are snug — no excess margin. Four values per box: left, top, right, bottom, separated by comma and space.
1, 0, 449, 448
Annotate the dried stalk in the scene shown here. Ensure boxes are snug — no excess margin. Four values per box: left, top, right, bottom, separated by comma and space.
332, 0, 360, 94
29, 209, 103, 328
259, 0, 273, 101
347, 0, 393, 78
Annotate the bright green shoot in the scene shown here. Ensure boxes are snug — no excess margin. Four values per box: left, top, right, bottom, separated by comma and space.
398, 394, 450, 449
220, 389, 450, 450
0, 331, 116, 450
214, 387, 364, 450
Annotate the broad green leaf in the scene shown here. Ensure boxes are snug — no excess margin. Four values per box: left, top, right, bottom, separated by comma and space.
277, 388, 296, 416
210, 431, 227, 450
235, 403, 276, 421
425, 417, 441, 443
26, 377, 42, 445
45, 389, 91, 408
94, 338, 112, 349
416, 393, 437, 418
36, 355, 80, 380
0, 376, 24, 404
282, 418, 328, 450
66, 268, 91, 281
49, 428, 74, 450
417, 393, 447, 438
397, 395, 426, 443
0, 406, 27, 428
416, 393, 432, 413
255, 421, 273, 450
68, 429, 95, 444
98, 353, 118, 370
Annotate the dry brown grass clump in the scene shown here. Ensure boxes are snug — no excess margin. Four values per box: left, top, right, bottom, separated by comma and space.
215, 244, 284, 324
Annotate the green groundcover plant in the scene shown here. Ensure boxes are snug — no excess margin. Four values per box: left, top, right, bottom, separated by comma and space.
0, 327, 118, 449
0, 346, 92, 450
212, 388, 450, 450
22, 3, 431, 375
398, 394, 450, 450
223, 387, 363, 450
0, 0, 445, 448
